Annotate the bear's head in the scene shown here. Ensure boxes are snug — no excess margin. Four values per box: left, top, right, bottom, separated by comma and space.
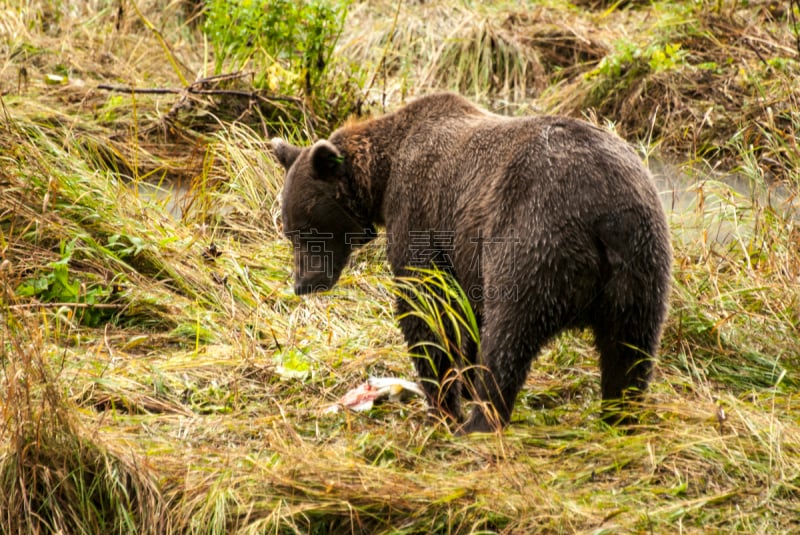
272, 138, 376, 295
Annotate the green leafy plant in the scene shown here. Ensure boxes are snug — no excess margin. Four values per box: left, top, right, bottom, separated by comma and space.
587, 39, 686, 81
17, 240, 80, 303
203, 0, 350, 95
15, 239, 115, 327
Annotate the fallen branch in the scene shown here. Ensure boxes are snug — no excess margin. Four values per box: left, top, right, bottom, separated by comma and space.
96, 83, 306, 107
7, 302, 123, 310
96, 85, 180, 94
95, 73, 316, 137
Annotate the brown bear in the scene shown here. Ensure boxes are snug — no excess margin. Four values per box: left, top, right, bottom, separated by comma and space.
272, 93, 671, 433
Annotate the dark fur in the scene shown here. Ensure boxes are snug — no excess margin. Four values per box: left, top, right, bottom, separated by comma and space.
273, 93, 671, 433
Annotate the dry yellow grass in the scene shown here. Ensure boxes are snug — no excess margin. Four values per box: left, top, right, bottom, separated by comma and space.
1, 0, 799, 533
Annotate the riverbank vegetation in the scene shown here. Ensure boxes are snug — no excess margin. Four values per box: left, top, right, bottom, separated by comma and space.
1, 0, 799, 532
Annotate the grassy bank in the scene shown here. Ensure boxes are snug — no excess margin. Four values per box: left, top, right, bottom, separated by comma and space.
1, 0, 799, 533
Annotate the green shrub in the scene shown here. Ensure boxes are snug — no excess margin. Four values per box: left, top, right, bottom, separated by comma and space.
203, 0, 350, 96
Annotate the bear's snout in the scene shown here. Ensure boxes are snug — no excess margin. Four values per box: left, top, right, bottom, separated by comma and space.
294, 281, 328, 295
293, 268, 338, 295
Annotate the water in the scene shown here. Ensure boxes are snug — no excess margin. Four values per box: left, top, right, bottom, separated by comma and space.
130, 180, 192, 219
651, 161, 799, 247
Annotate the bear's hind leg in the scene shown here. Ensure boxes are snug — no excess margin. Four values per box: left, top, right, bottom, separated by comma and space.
591, 209, 670, 425
593, 312, 661, 425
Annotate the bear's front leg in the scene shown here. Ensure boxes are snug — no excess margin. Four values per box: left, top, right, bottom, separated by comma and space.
396, 296, 464, 425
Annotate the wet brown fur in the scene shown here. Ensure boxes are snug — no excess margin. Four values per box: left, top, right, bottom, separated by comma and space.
273, 93, 672, 433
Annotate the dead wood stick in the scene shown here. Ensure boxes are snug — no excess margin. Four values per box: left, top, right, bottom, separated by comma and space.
95, 84, 304, 107
7, 302, 123, 310
97, 84, 180, 94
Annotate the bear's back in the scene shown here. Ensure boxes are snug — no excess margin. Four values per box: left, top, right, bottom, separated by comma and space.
387, 105, 656, 215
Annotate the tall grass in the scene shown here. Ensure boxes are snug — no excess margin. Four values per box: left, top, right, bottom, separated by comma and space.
0, 301, 171, 533
0, 0, 799, 532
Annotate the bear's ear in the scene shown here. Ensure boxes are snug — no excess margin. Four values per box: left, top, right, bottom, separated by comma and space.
271, 138, 302, 170
309, 140, 344, 178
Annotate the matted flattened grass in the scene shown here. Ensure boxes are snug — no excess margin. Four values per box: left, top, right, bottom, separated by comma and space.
1, 0, 799, 533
